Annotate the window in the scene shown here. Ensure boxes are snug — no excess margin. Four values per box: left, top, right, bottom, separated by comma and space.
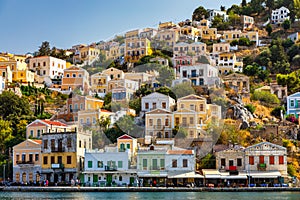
37, 130, 41, 138
51, 156, 55, 164
67, 156, 72, 164
29, 154, 33, 162
165, 118, 169, 126
72, 74, 76, 78
88, 161, 93, 168
145, 103, 149, 109
182, 117, 187, 125
126, 143, 130, 149
79, 140, 82, 148
149, 119, 153, 126
200, 104, 204, 111
119, 176, 122, 181
172, 159, 177, 168
279, 156, 284, 164
175, 117, 180, 125
43, 62, 46, 66
269, 156, 274, 165
67, 138, 72, 148
43, 156, 48, 165
98, 161, 103, 168
152, 102, 156, 109
162, 102, 166, 109
237, 158, 242, 166
183, 159, 188, 168
291, 100, 295, 107
259, 155, 264, 164
51, 139, 55, 149
221, 158, 226, 167
117, 161, 123, 168
189, 117, 194, 125
160, 159, 165, 169
30, 130, 33, 137
142, 159, 147, 169
43, 140, 48, 149
249, 156, 254, 165
35, 154, 39, 161
66, 74, 70, 78
180, 104, 184, 109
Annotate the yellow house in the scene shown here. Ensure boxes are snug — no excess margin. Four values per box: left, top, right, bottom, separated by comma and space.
174, 94, 208, 138
90, 72, 111, 94
201, 28, 218, 40
180, 26, 200, 38
41, 128, 92, 183
26, 119, 69, 139
77, 109, 114, 128
61, 66, 90, 93
212, 43, 230, 54
117, 134, 138, 164
156, 28, 180, 47
197, 19, 210, 29
125, 29, 141, 38
13, 139, 42, 183
145, 108, 173, 140
102, 67, 125, 80
73, 45, 100, 64
158, 21, 177, 30
125, 37, 152, 63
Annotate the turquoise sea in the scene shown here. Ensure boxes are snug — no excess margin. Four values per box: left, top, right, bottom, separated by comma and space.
0, 192, 300, 200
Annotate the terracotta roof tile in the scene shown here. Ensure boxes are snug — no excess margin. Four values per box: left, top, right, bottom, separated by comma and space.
41, 120, 67, 127
167, 150, 193, 155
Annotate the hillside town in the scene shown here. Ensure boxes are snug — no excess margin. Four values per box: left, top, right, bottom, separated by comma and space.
1, 0, 300, 189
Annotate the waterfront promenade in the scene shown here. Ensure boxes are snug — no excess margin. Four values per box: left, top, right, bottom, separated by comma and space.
1, 186, 300, 192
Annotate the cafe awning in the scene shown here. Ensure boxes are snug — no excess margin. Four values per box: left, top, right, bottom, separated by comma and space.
168, 171, 204, 179
138, 171, 168, 177
202, 169, 221, 179
249, 171, 282, 178
220, 172, 247, 179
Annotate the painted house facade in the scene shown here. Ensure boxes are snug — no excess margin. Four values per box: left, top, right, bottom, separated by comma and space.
286, 92, 300, 118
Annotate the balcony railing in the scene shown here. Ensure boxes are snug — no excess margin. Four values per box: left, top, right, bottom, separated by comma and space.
51, 147, 65, 152
105, 165, 117, 171
257, 163, 267, 171
16, 160, 34, 165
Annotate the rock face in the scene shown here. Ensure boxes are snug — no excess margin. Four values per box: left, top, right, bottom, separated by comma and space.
228, 103, 254, 129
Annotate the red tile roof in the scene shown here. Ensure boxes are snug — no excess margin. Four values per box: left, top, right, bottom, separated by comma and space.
32, 140, 42, 144
167, 150, 193, 155
118, 134, 134, 140
41, 120, 67, 126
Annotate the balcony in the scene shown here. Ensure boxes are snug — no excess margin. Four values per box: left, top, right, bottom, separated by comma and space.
257, 163, 267, 171
51, 147, 65, 152
51, 163, 64, 169
16, 160, 34, 165
153, 125, 165, 130
188, 74, 199, 78
105, 165, 117, 171
225, 166, 237, 171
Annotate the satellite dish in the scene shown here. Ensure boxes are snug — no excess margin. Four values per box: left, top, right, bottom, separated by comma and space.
44, 77, 52, 87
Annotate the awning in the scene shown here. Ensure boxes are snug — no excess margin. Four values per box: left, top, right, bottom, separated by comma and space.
82, 170, 137, 174
138, 171, 168, 177
249, 171, 282, 178
168, 171, 204, 179
205, 175, 221, 179
221, 175, 247, 179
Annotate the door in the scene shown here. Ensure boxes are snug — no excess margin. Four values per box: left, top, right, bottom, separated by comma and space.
106, 174, 112, 186
259, 156, 264, 164
229, 160, 234, 166
130, 177, 134, 186
54, 173, 59, 183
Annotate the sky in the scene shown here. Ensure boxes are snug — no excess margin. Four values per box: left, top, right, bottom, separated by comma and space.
0, 0, 244, 54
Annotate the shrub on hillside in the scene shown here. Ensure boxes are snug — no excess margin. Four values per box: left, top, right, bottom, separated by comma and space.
245, 104, 256, 114
251, 90, 280, 106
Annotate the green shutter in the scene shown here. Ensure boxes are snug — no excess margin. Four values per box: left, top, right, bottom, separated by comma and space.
143, 159, 147, 168
88, 161, 93, 168
296, 100, 298, 108
118, 161, 123, 168
160, 159, 165, 169
93, 175, 98, 183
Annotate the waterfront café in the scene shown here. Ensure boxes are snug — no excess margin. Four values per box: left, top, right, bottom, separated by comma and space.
247, 171, 283, 187
137, 171, 168, 187
202, 169, 248, 187
167, 171, 204, 187
202, 169, 283, 187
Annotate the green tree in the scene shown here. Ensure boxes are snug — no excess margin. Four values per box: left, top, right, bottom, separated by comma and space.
37, 41, 51, 56
282, 19, 291, 31
171, 82, 195, 99
249, 0, 264, 14
129, 97, 141, 114
271, 106, 286, 118
276, 72, 300, 93
199, 153, 216, 169
156, 87, 177, 100
266, 24, 273, 36
192, 6, 209, 21
245, 104, 256, 114
251, 90, 280, 106
0, 119, 13, 154
157, 66, 175, 87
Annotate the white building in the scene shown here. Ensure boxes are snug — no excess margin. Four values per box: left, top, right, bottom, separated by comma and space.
179, 64, 219, 86
141, 92, 176, 112
165, 149, 195, 172
271, 6, 290, 24
207, 9, 228, 24
28, 56, 66, 80
0, 76, 5, 93
83, 150, 137, 186
287, 32, 300, 42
